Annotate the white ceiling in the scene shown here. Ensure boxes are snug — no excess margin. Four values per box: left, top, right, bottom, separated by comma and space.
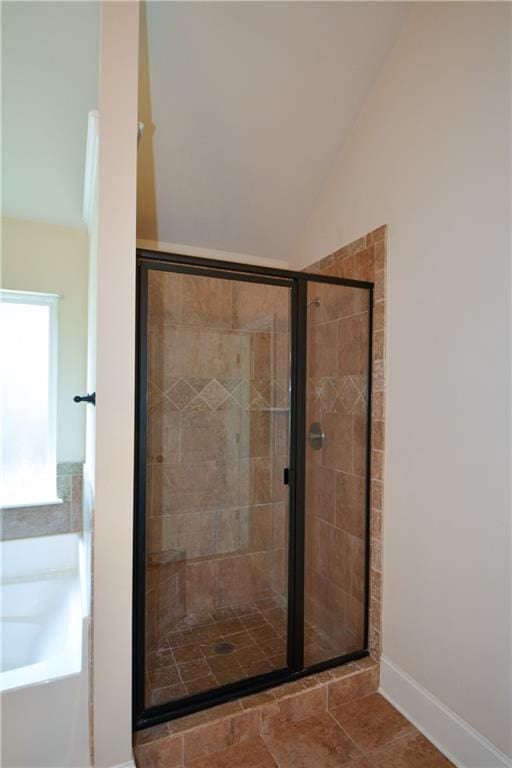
1, 1, 99, 229
137, 2, 408, 261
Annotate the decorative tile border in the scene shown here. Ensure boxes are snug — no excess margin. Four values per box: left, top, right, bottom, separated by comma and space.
149, 377, 290, 412
134, 658, 380, 767
311, 374, 368, 414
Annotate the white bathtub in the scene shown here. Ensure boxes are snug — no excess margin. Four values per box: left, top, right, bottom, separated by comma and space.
1, 533, 91, 767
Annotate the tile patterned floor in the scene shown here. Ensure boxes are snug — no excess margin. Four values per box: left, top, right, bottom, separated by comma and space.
185, 694, 455, 768
146, 597, 338, 706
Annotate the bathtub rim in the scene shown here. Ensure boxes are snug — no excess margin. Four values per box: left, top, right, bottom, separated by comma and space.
0, 531, 87, 693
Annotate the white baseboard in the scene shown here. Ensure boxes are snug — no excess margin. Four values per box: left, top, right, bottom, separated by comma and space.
108, 761, 135, 768
379, 656, 512, 768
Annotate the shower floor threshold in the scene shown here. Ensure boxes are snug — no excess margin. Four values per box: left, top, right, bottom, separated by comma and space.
134, 657, 380, 767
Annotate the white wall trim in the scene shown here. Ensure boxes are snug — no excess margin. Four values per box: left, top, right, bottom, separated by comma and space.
380, 656, 512, 768
83, 110, 99, 227
136, 238, 289, 269
109, 761, 135, 768
93, 3, 139, 766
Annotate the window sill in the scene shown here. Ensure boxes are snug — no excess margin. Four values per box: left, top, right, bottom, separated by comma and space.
1, 498, 64, 511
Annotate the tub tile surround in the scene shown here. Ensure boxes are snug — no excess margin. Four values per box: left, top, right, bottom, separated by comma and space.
0, 462, 85, 540
134, 659, 454, 768
304, 225, 386, 661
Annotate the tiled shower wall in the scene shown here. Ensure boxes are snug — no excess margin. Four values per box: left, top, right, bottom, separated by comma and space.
0, 462, 84, 540
145, 271, 291, 649
304, 281, 370, 659
305, 225, 386, 660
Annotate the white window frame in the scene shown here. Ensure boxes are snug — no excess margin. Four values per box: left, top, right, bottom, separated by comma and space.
0, 289, 60, 508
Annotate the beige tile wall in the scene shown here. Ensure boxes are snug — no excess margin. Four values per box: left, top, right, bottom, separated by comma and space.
304, 225, 386, 660
145, 271, 291, 650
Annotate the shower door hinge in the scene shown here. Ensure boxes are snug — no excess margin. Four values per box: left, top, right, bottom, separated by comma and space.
283, 467, 290, 485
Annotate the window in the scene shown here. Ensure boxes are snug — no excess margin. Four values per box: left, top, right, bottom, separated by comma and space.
0, 290, 59, 507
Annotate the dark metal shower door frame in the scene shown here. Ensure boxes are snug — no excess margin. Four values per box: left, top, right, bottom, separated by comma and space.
133, 249, 374, 731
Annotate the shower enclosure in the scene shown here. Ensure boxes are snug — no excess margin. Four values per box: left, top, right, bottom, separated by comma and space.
133, 250, 373, 729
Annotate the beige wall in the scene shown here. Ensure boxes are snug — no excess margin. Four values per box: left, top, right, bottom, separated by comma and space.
295, 2, 511, 760
1, 217, 88, 463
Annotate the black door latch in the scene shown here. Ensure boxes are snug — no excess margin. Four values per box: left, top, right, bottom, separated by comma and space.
73, 392, 96, 406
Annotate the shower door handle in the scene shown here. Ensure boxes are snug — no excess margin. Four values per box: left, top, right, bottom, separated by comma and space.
283, 467, 296, 485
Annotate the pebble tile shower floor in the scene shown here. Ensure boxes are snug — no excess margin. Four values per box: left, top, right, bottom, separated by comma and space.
146, 597, 339, 706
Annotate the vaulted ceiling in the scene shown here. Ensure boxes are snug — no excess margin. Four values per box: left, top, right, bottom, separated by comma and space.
2, 1, 408, 250
137, 2, 408, 261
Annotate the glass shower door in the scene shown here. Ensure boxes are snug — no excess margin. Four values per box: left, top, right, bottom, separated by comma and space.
141, 265, 292, 708
303, 280, 371, 667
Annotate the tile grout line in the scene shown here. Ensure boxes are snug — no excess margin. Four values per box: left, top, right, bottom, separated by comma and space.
328, 694, 419, 763
325, 709, 368, 762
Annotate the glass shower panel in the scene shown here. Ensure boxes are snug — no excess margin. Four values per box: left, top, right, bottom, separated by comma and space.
144, 268, 291, 707
304, 280, 370, 667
